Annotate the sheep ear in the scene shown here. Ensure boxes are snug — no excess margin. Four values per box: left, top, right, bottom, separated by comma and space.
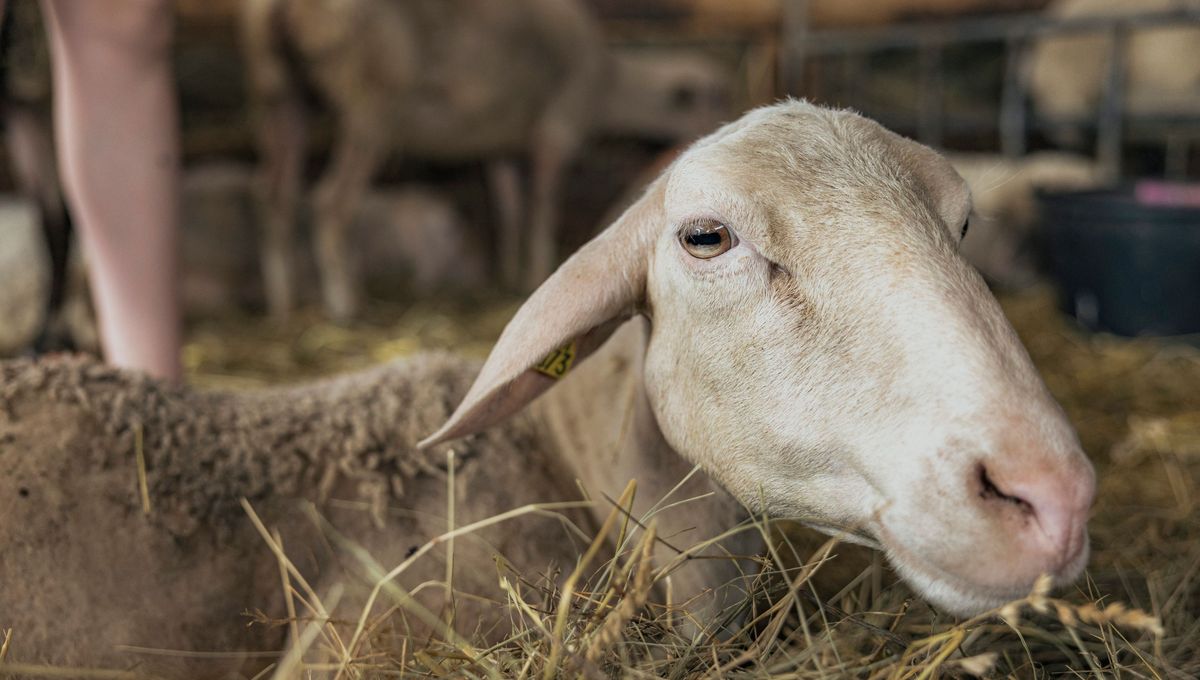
418, 180, 664, 449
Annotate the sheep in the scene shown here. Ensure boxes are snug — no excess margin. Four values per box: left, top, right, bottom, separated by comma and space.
240, 0, 608, 320
355, 188, 487, 295
240, 0, 739, 322
1027, 0, 1200, 140
947, 151, 1104, 287
176, 164, 485, 313
1, 101, 1096, 674
0, 353, 596, 676
596, 49, 733, 144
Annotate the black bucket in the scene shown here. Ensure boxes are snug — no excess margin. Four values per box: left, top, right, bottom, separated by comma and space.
1038, 183, 1200, 337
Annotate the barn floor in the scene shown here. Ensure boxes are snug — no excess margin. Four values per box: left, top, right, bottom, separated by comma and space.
180, 286, 1200, 677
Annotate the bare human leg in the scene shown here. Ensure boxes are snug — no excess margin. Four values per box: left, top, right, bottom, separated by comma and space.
40, 0, 182, 380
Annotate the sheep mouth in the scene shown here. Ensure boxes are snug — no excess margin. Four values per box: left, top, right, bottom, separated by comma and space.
888, 543, 1028, 614
873, 520, 1077, 616
798, 519, 884, 551
796, 516, 1024, 613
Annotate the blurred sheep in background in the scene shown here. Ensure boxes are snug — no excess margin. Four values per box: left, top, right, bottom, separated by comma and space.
241, 0, 608, 321
240, 0, 739, 324
181, 168, 486, 315
598, 50, 732, 143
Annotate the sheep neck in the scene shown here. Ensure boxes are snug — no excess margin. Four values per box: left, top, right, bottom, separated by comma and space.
527, 318, 759, 604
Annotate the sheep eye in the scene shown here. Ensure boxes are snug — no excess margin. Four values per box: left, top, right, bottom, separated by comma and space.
679, 221, 736, 259
961, 218, 970, 239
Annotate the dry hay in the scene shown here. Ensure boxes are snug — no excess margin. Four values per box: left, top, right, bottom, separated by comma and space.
7, 287, 1198, 679
181, 293, 522, 389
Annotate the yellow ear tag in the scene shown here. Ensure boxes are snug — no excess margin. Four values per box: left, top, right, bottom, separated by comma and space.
533, 341, 576, 379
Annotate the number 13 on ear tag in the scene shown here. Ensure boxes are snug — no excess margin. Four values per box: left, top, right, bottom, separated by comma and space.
534, 341, 576, 379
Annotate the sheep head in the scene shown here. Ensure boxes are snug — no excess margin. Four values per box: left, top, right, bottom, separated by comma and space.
422, 100, 1095, 616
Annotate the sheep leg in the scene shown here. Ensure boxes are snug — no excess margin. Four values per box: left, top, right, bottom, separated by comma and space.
486, 158, 523, 289
312, 127, 382, 322
518, 1, 602, 291
524, 131, 572, 291
253, 90, 307, 320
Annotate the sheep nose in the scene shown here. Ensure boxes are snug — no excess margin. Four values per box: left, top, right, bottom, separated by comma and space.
977, 459, 1094, 569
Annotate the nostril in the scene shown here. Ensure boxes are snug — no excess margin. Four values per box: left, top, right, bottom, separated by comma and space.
974, 461, 1089, 568
977, 463, 1033, 514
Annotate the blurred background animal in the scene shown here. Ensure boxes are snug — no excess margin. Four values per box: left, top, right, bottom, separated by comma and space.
597, 49, 732, 143
241, 0, 609, 321
239, 0, 741, 325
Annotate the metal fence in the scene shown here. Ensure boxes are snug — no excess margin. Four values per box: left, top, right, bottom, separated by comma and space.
781, 3, 1200, 179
